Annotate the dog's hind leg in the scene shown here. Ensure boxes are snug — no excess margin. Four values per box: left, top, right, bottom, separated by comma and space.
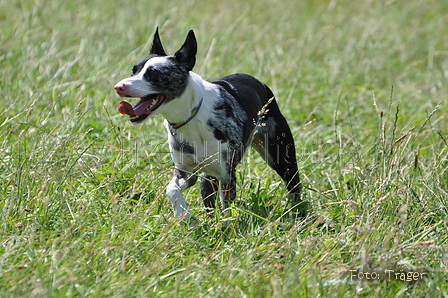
166, 168, 197, 219
252, 112, 308, 217
200, 173, 219, 215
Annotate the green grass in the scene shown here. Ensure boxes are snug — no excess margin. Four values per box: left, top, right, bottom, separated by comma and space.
1, 0, 447, 296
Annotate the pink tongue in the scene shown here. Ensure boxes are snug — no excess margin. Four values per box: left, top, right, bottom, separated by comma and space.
118, 96, 160, 117
118, 101, 136, 116
133, 99, 155, 116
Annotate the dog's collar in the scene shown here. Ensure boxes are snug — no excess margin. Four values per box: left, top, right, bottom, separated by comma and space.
168, 98, 203, 135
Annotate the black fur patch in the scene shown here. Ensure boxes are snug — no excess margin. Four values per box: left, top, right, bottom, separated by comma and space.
215, 100, 234, 118
208, 122, 227, 142
144, 57, 189, 101
173, 168, 197, 187
132, 55, 157, 76
171, 136, 195, 155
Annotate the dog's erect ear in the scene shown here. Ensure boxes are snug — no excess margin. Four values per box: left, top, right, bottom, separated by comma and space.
150, 27, 167, 56
174, 30, 197, 71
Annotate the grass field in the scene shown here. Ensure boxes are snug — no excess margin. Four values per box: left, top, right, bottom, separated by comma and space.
1, 0, 447, 296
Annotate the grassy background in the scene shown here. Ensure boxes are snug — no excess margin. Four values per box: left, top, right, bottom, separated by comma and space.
1, 0, 447, 296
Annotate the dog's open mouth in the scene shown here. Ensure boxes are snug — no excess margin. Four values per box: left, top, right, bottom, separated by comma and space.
118, 94, 165, 122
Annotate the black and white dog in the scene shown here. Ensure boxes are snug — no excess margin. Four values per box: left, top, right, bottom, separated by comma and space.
114, 28, 307, 220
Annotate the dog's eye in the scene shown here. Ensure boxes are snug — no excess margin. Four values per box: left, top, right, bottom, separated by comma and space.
143, 68, 155, 81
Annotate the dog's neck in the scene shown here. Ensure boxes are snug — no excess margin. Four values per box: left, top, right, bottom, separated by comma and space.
158, 72, 215, 126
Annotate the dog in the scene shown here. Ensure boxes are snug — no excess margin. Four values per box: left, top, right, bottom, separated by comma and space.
114, 28, 307, 220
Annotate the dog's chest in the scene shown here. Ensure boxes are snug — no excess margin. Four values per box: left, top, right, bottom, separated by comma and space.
166, 121, 230, 179
162, 82, 252, 179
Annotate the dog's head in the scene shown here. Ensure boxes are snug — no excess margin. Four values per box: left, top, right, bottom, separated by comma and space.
114, 28, 197, 123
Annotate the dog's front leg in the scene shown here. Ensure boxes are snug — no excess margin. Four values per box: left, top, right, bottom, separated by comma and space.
166, 168, 197, 218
